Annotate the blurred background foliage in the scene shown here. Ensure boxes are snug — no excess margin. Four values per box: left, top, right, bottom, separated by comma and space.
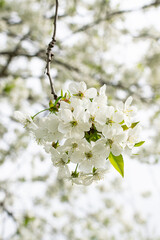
0, 0, 160, 239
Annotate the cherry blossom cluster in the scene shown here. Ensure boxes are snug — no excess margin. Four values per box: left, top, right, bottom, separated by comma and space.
15, 81, 144, 185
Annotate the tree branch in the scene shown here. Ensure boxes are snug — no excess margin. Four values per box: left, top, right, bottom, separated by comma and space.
45, 0, 59, 100
0, 48, 154, 103
0, 32, 30, 77
73, 0, 160, 34
0, 201, 16, 222
0, 49, 80, 77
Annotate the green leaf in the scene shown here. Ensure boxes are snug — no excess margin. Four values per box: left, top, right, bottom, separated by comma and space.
134, 141, 145, 147
131, 122, 139, 128
55, 96, 62, 105
3, 83, 15, 93
121, 125, 129, 131
49, 100, 54, 108
120, 120, 124, 125
109, 153, 124, 177
122, 122, 139, 131
49, 96, 62, 113
24, 215, 35, 226
84, 125, 101, 143
0, 0, 5, 8
49, 96, 61, 109
137, 63, 144, 71
93, 167, 97, 174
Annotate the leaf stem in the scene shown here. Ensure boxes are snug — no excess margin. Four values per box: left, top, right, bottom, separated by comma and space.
31, 108, 50, 119
75, 163, 79, 172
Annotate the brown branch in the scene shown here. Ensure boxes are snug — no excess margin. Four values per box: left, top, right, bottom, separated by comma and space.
0, 201, 16, 222
132, 33, 160, 42
0, 201, 20, 240
0, 49, 155, 103
73, 0, 160, 34
0, 32, 30, 77
45, 0, 59, 100
44, 13, 68, 20
0, 50, 80, 77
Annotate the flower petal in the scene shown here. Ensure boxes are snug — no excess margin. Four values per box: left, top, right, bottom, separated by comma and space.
116, 102, 123, 111
57, 166, 70, 179
99, 85, 106, 95
69, 82, 80, 94
125, 96, 133, 109
79, 160, 93, 173
113, 111, 124, 123
58, 122, 71, 134
71, 127, 84, 139
60, 109, 73, 122
102, 125, 112, 139
79, 81, 87, 92
85, 88, 97, 98
111, 143, 122, 156
70, 150, 83, 163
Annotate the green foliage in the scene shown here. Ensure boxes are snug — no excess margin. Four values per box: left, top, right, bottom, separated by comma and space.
24, 215, 35, 226
85, 125, 101, 143
52, 141, 59, 149
71, 171, 79, 178
71, 167, 79, 178
122, 122, 140, 131
109, 153, 124, 177
49, 97, 61, 113
134, 141, 145, 147
3, 83, 15, 93
93, 167, 97, 174
121, 125, 129, 131
0, 0, 5, 8
131, 122, 140, 128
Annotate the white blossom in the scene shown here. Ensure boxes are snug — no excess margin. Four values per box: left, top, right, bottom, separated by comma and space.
69, 81, 97, 99
58, 107, 90, 139
51, 148, 70, 179
17, 81, 143, 185
14, 111, 37, 129
127, 125, 141, 149
102, 124, 128, 156
73, 140, 109, 172
116, 96, 137, 127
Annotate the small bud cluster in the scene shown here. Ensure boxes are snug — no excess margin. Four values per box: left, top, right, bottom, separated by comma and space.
14, 82, 144, 185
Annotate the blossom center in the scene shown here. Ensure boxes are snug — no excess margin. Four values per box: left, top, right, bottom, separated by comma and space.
85, 151, 93, 159
89, 115, 95, 122
72, 143, 78, 148
60, 158, 66, 165
106, 118, 114, 125
70, 120, 78, 127
52, 141, 59, 149
74, 91, 84, 98
107, 139, 113, 147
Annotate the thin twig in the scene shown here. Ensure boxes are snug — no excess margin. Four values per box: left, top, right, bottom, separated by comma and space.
0, 201, 16, 222
45, 0, 59, 100
0, 32, 30, 77
72, 0, 160, 34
